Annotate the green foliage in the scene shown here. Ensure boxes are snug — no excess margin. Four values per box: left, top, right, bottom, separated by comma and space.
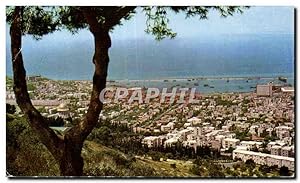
242, 107, 248, 113
242, 99, 251, 104
128, 162, 157, 176
148, 151, 162, 161
46, 116, 64, 127
57, 6, 87, 33
190, 160, 225, 177
215, 98, 234, 106
190, 164, 203, 176
245, 159, 256, 170
83, 141, 157, 176
207, 164, 225, 177
261, 148, 270, 154
6, 76, 13, 86
90, 126, 112, 142
7, 6, 247, 41
6, 104, 16, 114
143, 6, 247, 40
6, 113, 15, 122
192, 109, 201, 117
109, 151, 132, 167
26, 82, 36, 91
6, 115, 59, 176
143, 7, 177, 40
251, 146, 259, 152
260, 129, 269, 138
170, 163, 176, 169
87, 119, 145, 156
225, 146, 235, 153
6, 6, 59, 39
37, 107, 47, 113
264, 132, 279, 142
7, 115, 158, 176
235, 130, 251, 141
279, 166, 290, 176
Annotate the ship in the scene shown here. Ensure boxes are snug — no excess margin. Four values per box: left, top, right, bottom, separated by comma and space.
278, 76, 287, 83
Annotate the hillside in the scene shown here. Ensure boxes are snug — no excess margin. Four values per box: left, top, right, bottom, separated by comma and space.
83, 140, 195, 177
6, 114, 196, 177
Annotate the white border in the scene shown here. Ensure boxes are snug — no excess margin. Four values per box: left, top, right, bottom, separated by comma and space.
0, 0, 299, 183
1, 0, 298, 6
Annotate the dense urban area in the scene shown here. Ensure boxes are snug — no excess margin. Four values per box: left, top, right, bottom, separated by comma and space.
6, 75, 295, 177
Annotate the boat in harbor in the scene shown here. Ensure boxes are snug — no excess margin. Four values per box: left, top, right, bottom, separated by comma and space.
278, 76, 287, 83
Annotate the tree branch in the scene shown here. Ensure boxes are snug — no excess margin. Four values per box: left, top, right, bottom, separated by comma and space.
10, 6, 64, 161
66, 7, 111, 144
79, 7, 102, 33
103, 6, 136, 29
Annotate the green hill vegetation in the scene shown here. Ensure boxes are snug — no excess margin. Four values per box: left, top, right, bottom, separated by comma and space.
6, 76, 13, 87
6, 114, 195, 177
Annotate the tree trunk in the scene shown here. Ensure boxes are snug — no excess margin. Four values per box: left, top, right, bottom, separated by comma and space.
59, 139, 84, 176
10, 5, 64, 168
59, 29, 111, 176
10, 6, 113, 176
57, 6, 136, 175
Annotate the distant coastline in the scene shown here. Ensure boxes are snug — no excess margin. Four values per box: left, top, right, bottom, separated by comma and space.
113, 75, 293, 83
6, 73, 294, 94
7, 73, 294, 82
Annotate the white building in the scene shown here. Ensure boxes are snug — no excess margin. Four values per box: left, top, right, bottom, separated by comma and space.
142, 136, 163, 148
178, 129, 193, 141
222, 138, 240, 149
271, 145, 281, 156
187, 117, 201, 125
184, 122, 192, 128
56, 102, 70, 119
233, 149, 294, 171
164, 137, 179, 147
182, 140, 197, 151
6, 92, 15, 100
281, 87, 294, 93
161, 122, 175, 132
256, 84, 272, 97
240, 141, 263, 150
281, 146, 292, 157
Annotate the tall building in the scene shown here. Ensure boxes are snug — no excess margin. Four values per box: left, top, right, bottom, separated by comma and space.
256, 84, 273, 96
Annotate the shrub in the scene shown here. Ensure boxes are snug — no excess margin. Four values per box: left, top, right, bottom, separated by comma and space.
190, 165, 201, 176
129, 162, 157, 176
170, 163, 176, 169
279, 166, 290, 176
7, 116, 59, 176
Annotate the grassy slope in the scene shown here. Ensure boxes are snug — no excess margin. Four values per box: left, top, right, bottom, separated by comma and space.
83, 141, 196, 177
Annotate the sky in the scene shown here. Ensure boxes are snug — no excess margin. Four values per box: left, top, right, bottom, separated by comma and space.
14, 6, 294, 44
112, 6, 294, 40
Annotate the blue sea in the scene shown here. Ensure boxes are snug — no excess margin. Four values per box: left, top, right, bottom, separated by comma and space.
6, 33, 294, 93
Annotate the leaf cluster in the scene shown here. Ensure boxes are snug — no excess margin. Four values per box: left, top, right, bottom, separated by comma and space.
7, 6, 248, 40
